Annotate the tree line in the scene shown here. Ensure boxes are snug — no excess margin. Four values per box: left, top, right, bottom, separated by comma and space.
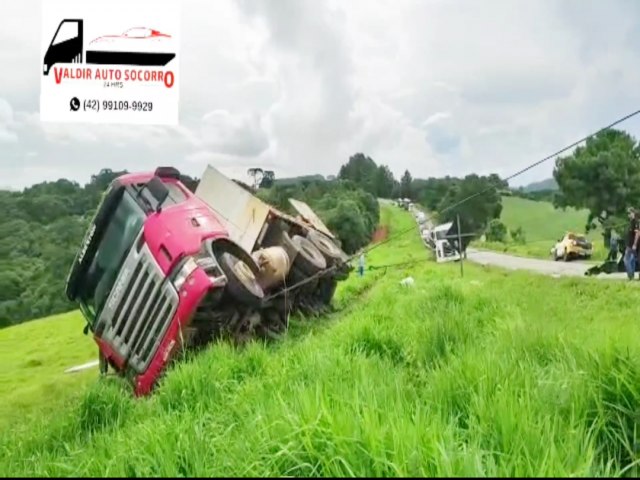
337, 153, 508, 235
552, 128, 640, 238
0, 169, 127, 328
340, 126, 640, 242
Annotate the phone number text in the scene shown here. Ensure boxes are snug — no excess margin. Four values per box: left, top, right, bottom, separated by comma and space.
83, 100, 154, 112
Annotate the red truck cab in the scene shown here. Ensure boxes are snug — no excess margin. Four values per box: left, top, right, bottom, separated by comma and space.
65, 167, 257, 395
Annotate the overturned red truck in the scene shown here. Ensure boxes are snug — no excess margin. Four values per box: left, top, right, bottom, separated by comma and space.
65, 166, 351, 395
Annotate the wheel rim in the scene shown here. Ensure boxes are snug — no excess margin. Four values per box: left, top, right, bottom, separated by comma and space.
312, 233, 342, 258
224, 253, 264, 298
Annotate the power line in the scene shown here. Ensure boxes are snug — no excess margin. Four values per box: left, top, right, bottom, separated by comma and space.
266, 108, 640, 298
359, 108, 640, 257
440, 108, 640, 216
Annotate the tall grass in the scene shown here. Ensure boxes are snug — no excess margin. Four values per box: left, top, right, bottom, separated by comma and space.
1, 206, 640, 477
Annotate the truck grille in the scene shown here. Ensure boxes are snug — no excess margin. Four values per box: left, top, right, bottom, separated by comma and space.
97, 234, 179, 374
443, 241, 457, 255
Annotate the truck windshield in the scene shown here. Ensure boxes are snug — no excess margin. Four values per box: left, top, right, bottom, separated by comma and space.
78, 191, 145, 324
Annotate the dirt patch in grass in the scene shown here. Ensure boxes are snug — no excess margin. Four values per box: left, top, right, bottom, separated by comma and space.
372, 225, 389, 243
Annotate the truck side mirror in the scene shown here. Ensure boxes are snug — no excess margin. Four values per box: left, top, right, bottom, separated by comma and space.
145, 176, 169, 212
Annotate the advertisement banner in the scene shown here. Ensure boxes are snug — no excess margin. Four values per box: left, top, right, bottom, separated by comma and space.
40, 0, 181, 125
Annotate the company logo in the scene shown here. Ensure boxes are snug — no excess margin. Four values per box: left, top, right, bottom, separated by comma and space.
107, 265, 132, 311
40, 0, 180, 125
43, 19, 176, 88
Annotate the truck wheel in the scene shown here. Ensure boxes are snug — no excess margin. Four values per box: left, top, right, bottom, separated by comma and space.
291, 235, 327, 276
210, 241, 265, 308
563, 249, 570, 262
306, 230, 344, 265
219, 252, 265, 307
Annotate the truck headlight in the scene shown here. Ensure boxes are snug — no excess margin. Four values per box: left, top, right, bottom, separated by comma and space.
173, 257, 198, 291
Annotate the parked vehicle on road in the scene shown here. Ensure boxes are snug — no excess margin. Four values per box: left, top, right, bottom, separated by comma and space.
551, 232, 593, 261
430, 222, 462, 263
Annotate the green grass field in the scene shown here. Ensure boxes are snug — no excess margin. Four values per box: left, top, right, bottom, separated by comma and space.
2, 205, 640, 476
475, 196, 607, 261
0, 310, 97, 430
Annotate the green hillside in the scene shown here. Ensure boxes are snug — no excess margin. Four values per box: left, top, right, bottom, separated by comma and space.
0, 310, 96, 430
521, 177, 558, 192
477, 196, 606, 260
3, 205, 640, 476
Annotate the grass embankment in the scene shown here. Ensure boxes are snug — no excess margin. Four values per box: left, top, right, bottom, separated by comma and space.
475, 196, 606, 261
0, 311, 96, 430
2, 205, 640, 476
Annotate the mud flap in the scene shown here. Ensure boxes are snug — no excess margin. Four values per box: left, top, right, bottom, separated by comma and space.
98, 351, 108, 375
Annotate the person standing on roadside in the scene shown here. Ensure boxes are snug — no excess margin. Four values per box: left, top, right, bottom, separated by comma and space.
624, 208, 640, 280
358, 252, 365, 277
608, 231, 619, 262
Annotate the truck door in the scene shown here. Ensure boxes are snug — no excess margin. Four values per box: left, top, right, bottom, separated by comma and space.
43, 19, 83, 75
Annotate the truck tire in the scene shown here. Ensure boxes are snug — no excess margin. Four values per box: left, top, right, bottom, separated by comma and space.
210, 241, 265, 308
219, 252, 265, 308
291, 235, 327, 276
306, 230, 344, 265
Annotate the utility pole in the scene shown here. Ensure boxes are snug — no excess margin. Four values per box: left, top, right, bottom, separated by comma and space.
456, 213, 464, 278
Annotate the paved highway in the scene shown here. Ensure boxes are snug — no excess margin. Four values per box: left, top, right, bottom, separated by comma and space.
465, 248, 628, 280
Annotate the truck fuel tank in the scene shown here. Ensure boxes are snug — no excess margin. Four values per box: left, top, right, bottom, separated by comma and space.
251, 247, 291, 290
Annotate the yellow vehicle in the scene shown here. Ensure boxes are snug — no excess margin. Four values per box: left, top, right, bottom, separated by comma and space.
551, 232, 593, 261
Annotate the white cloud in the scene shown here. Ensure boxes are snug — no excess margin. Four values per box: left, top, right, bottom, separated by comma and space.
2, 0, 640, 189
423, 112, 452, 128
198, 110, 270, 157
0, 98, 18, 143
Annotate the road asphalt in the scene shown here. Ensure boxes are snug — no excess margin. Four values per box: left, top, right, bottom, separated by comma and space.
466, 248, 629, 281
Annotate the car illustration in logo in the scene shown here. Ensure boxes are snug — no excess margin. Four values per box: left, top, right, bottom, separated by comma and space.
43, 19, 176, 75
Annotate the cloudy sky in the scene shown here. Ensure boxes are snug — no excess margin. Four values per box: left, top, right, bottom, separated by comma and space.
2, 0, 640, 190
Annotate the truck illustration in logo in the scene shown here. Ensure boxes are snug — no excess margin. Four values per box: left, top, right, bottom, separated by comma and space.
43, 19, 176, 76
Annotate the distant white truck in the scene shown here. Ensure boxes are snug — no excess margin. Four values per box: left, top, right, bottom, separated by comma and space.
430, 222, 461, 263
421, 227, 433, 248
396, 198, 411, 210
